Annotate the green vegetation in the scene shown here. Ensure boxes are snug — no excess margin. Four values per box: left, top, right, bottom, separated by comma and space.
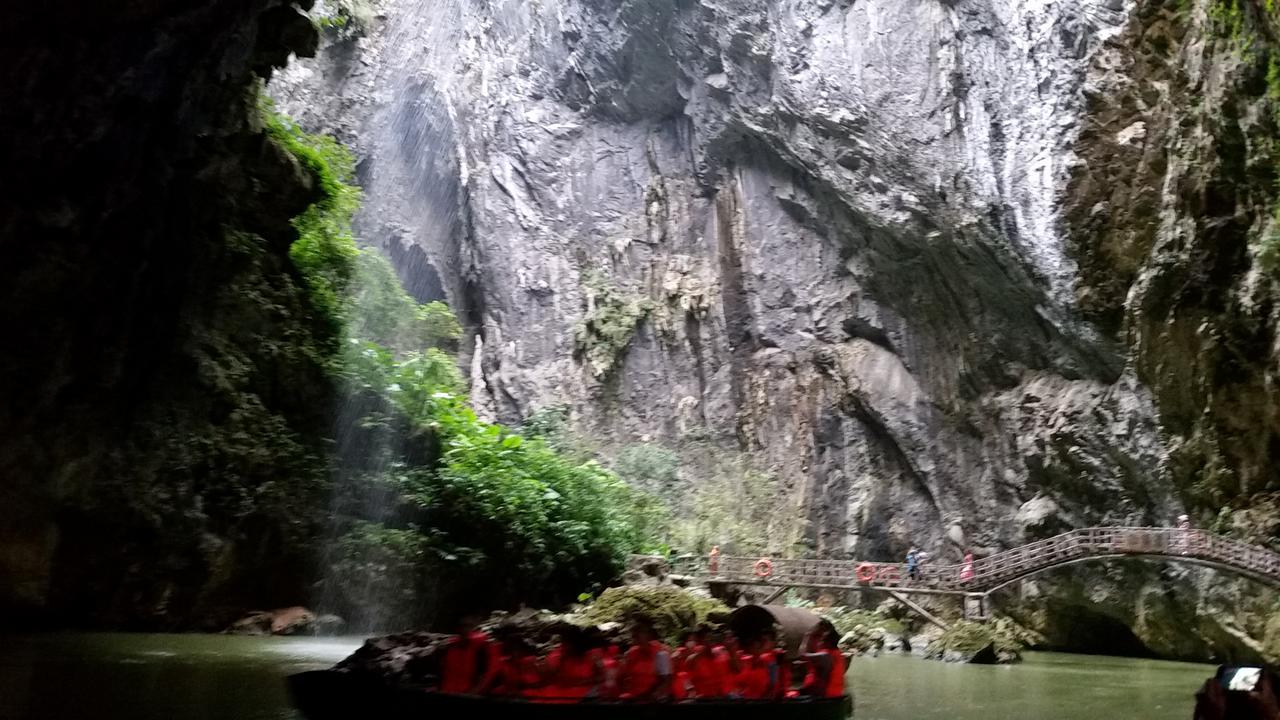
819, 607, 906, 639
261, 101, 668, 626
350, 252, 461, 353
312, 0, 377, 34
671, 455, 788, 555
1204, 1, 1280, 277
579, 586, 728, 643
1209, 0, 1249, 44
615, 444, 681, 502
572, 272, 652, 378
261, 98, 360, 346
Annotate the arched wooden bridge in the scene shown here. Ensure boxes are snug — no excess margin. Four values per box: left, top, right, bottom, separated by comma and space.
654, 527, 1280, 621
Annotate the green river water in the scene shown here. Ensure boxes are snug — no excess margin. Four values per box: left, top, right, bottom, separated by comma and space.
0, 634, 1213, 719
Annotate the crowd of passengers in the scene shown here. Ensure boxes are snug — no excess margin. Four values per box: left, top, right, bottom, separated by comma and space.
437, 615, 846, 701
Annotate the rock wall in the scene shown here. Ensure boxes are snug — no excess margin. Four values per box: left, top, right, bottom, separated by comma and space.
274, 0, 1279, 660
1066, 0, 1280, 543
0, 1, 335, 629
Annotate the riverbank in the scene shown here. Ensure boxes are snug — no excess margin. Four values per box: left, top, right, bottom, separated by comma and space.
0, 634, 1214, 720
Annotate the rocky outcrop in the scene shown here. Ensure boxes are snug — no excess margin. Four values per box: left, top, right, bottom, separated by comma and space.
273, 0, 1279, 660
1049, 0, 1280, 660
1065, 0, 1280, 541
0, 1, 335, 629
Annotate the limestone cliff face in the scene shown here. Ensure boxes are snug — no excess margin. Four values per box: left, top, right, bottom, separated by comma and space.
1066, 0, 1280, 542
275, 0, 1277, 659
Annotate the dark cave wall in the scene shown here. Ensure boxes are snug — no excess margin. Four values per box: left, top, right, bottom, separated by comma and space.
0, 1, 334, 629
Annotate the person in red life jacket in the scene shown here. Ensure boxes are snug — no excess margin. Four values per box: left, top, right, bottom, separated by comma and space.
735, 632, 778, 699
670, 630, 695, 699
439, 615, 501, 694
619, 616, 672, 700
600, 643, 622, 699
492, 635, 542, 697
760, 629, 787, 698
709, 630, 737, 697
684, 625, 728, 698
797, 623, 846, 698
539, 624, 604, 701
670, 630, 693, 673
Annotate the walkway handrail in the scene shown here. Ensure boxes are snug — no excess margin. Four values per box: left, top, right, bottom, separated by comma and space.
639, 526, 1280, 594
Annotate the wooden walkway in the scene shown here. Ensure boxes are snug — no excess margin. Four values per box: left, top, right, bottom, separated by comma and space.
658, 527, 1280, 598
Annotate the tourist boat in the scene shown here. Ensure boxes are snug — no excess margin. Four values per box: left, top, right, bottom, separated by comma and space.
288, 670, 854, 720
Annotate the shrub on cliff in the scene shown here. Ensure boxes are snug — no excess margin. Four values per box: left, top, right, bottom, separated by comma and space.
262, 96, 360, 346
337, 339, 666, 615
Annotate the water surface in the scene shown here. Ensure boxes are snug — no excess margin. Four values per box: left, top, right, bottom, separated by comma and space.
849, 651, 1212, 720
0, 635, 1214, 719
0, 633, 362, 720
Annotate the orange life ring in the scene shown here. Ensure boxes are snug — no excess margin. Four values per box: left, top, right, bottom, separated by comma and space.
753, 558, 774, 578
855, 563, 877, 583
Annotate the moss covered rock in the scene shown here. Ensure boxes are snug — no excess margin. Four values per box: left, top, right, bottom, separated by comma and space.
579, 586, 727, 643
926, 620, 1026, 664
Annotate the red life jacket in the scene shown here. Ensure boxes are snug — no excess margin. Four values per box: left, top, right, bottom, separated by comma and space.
440, 632, 496, 694
800, 648, 845, 697
620, 641, 670, 698
543, 645, 600, 700
736, 653, 771, 699
494, 655, 540, 696
671, 646, 688, 674
686, 645, 726, 697
672, 670, 693, 699
711, 646, 733, 696
824, 648, 846, 698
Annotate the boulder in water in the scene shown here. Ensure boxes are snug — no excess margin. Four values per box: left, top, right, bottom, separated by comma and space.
226, 606, 331, 636
227, 611, 274, 636
271, 606, 316, 635
882, 632, 905, 653
313, 613, 348, 636
908, 633, 934, 657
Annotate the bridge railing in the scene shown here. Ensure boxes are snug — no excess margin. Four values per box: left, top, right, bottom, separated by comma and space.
638, 526, 1280, 593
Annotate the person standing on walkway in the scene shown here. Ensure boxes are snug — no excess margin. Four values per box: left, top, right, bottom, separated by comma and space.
708, 545, 721, 575
1177, 514, 1192, 556
906, 547, 920, 581
959, 551, 975, 583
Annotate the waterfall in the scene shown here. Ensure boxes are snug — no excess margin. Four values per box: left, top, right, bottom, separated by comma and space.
272, 0, 476, 631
